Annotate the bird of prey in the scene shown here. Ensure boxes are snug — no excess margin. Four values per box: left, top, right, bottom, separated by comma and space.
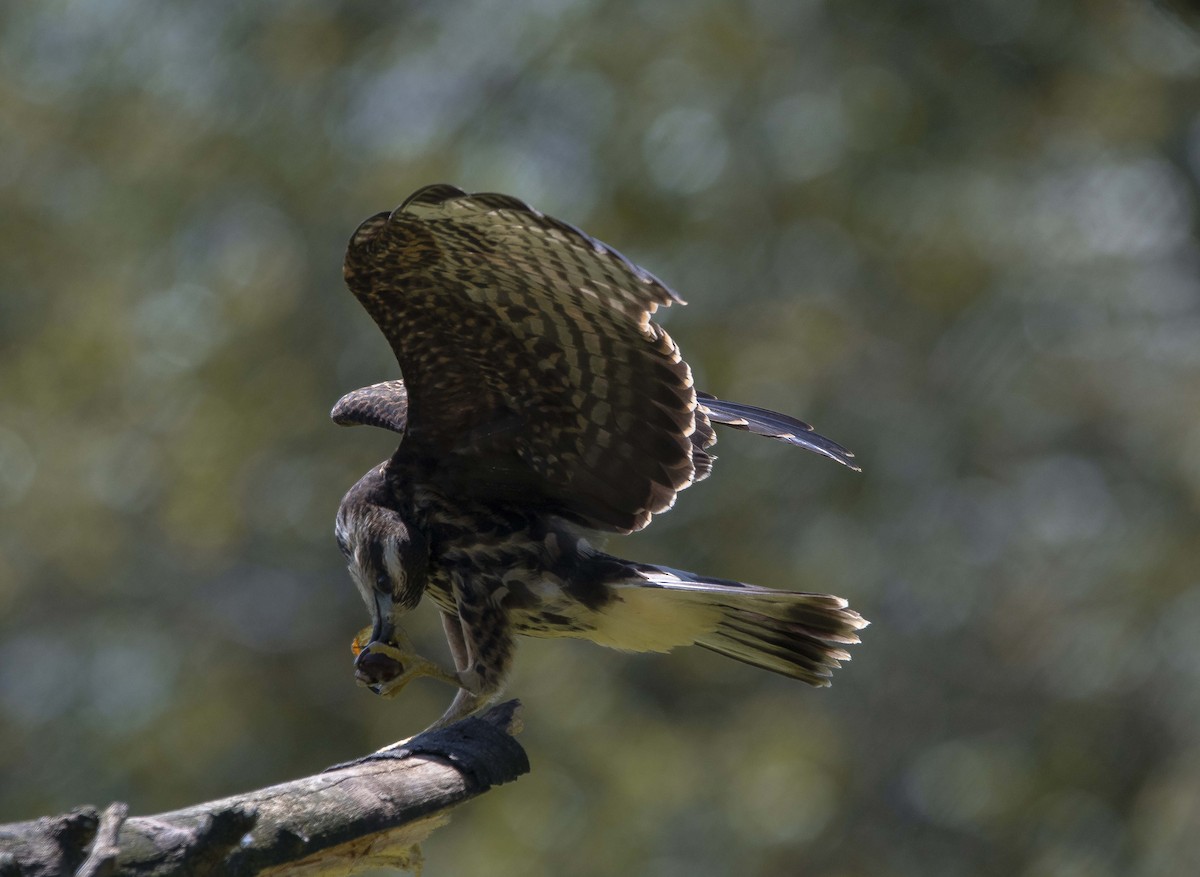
333, 184, 866, 727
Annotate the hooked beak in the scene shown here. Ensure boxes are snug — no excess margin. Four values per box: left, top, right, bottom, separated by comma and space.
369, 591, 393, 645
350, 597, 461, 697
353, 592, 401, 689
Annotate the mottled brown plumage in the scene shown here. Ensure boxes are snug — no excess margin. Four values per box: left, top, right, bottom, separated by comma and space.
334, 184, 865, 727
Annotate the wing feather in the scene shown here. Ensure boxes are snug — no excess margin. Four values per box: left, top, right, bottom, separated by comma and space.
343, 185, 696, 533
331, 380, 408, 434
697, 392, 860, 472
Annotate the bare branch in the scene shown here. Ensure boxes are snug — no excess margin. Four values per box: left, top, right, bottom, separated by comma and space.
0, 701, 528, 877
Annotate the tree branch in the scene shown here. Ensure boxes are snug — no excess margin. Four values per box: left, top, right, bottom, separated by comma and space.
0, 700, 528, 877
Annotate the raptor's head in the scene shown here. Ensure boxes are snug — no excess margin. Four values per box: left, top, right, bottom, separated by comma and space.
335, 463, 429, 691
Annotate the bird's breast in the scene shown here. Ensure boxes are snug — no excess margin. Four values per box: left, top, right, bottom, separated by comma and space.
422, 505, 609, 637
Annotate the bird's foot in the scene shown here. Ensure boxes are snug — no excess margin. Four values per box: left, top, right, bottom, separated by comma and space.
353, 629, 461, 697
383, 657, 461, 698
423, 685, 495, 731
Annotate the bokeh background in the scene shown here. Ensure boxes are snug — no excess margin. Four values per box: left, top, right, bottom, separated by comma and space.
3, 1, 1200, 874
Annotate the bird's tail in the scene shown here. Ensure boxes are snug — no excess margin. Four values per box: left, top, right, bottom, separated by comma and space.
597, 560, 867, 687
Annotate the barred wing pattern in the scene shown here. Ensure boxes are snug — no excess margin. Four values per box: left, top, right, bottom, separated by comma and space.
342, 184, 698, 534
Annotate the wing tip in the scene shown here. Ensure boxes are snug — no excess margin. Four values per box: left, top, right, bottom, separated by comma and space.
700, 394, 863, 472
330, 393, 360, 426
330, 381, 409, 434
828, 449, 863, 473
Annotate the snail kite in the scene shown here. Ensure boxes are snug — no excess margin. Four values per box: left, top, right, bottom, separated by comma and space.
333, 184, 866, 727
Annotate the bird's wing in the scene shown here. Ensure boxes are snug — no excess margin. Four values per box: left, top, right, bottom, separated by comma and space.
342, 184, 696, 534
696, 393, 860, 472
331, 380, 409, 434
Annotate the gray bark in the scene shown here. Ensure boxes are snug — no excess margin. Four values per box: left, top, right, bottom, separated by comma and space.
0, 701, 528, 877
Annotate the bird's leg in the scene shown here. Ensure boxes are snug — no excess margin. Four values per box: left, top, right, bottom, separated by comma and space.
441, 609, 471, 673
426, 611, 484, 729
425, 584, 515, 730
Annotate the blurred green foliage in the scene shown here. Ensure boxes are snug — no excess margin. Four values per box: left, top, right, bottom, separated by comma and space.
2, 0, 1200, 874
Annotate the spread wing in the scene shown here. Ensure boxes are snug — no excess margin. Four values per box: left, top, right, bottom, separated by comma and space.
331, 382, 861, 474
342, 184, 697, 534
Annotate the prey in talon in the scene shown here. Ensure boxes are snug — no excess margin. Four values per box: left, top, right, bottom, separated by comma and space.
333, 185, 867, 731
350, 625, 459, 697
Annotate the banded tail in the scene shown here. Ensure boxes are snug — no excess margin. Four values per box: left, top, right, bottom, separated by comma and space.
593, 559, 867, 687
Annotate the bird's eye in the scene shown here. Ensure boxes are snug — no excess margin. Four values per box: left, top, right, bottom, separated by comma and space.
374, 570, 391, 592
